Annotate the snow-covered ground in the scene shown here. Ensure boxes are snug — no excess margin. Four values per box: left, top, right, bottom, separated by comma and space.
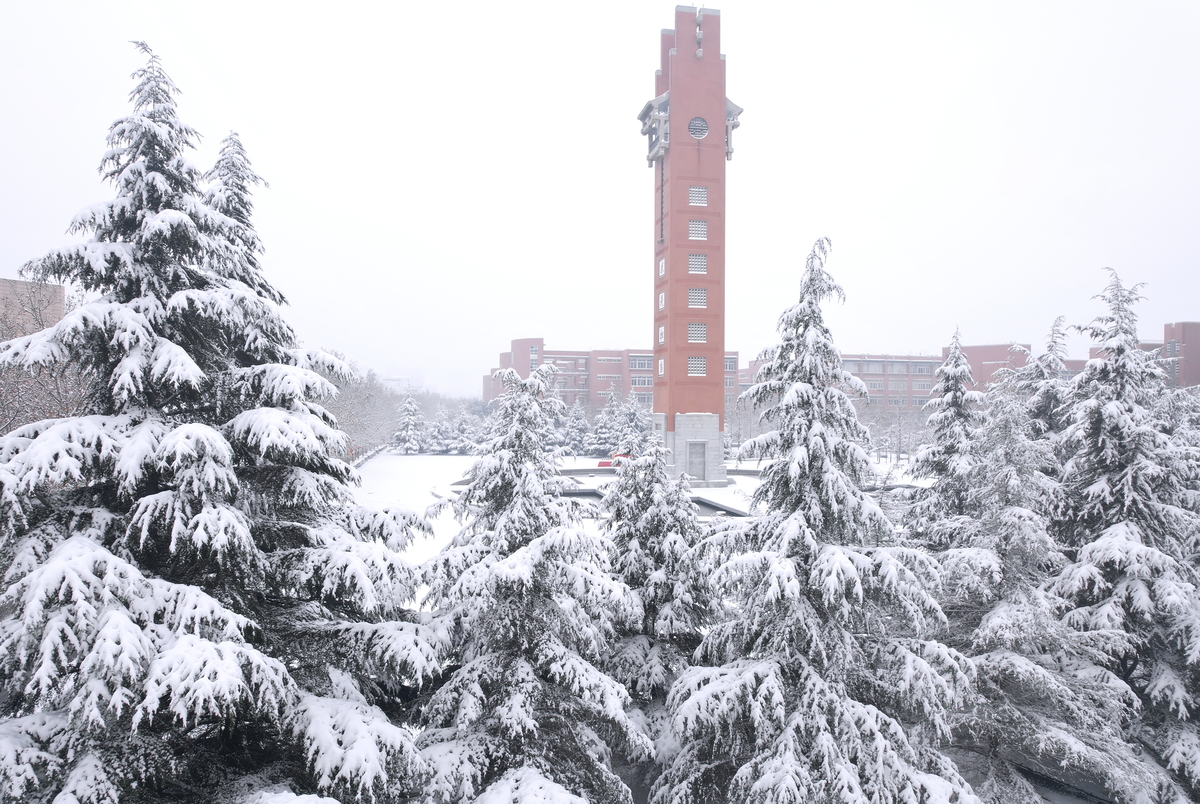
355, 452, 770, 562
866, 454, 927, 487
353, 453, 640, 562
355, 452, 919, 552
353, 452, 475, 564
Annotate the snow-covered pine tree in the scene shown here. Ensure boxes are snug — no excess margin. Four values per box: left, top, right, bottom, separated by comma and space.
0, 47, 435, 803
587, 389, 624, 458
616, 392, 654, 455
601, 438, 716, 798
999, 317, 1073, 442
393, 395, 425, 455
419, 366, 650, 802
936, 378, 1154, 803
204, 130, 283, 305
1049, 271, 1200, 799
424, 406, 453, 455
562, 400, 591, 456
447, 405, 481, 456
655, 239, 975, 804
908, 329, 985, 544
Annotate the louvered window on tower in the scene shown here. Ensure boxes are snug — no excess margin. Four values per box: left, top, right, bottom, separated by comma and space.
687, 356, 706, 376
688, 254, 707, 273
688, 220, 707, 240
689, 186, 708, 205
688, 323, 707, 342
688, 288, 707, 307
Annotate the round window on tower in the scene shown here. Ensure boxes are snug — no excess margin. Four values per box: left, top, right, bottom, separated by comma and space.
687, 117, 709, 139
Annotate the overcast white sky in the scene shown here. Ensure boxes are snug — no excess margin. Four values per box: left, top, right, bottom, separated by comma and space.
2, 1, 1197, 397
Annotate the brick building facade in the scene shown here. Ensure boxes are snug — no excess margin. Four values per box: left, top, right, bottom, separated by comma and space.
1164, 322, 1200, 388
482, 336, 739, 412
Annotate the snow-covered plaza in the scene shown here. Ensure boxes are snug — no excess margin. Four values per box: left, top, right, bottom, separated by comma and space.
353, 452, 769, 566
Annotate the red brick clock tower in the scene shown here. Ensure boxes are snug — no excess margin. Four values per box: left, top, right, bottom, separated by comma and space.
638, 5, 741, 485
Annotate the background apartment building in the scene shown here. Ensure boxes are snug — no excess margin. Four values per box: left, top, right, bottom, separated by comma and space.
484, 323, 1197, 424
735, 327, 1198, 417
483, 336, 739, 412
1164, 322, 1200, 388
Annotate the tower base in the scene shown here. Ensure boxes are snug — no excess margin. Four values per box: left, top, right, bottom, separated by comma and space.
653, 412, 731, 487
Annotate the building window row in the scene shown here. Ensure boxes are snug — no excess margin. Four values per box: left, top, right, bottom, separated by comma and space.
630, 356, 653, 369
843, 359, 938, 375
631, 375, 653, 387
724, 356, 737, 371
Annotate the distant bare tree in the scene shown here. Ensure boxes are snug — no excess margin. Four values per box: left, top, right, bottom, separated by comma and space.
310, 356, 489, 463
857, 403, 930, 465
317, 357, 403, 462
0, 279, 89, 432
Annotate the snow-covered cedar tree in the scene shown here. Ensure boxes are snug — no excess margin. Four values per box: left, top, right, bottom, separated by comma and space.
447, 405, 481, 456
392, 395, 425, 455
601, 437, 717, 796
1048, 271, 1200, 800
907, 329, 985, 545
0, 46, 436, 803
618, 392, 655, 454
657, 239, 976, 804
997, 316, 1073, 443
936, 377, 1157, 803
562, 400, 591, 456
587, 388, 625, 457
423, 406, 453, 455
419, 366, 651, 803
